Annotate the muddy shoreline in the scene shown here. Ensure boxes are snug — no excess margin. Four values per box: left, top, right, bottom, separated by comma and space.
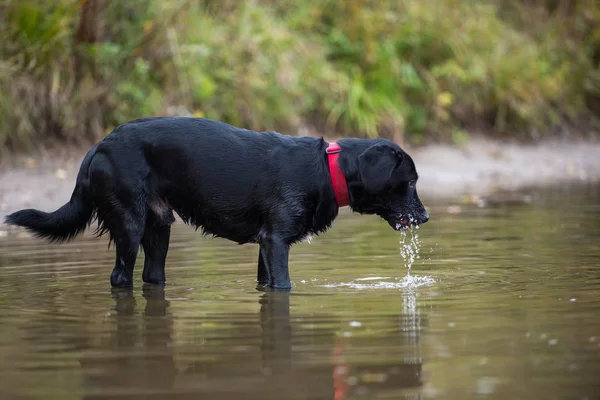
1, 137, 599, 222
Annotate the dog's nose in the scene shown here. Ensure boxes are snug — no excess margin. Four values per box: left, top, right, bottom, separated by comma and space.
421, 211, 429, 224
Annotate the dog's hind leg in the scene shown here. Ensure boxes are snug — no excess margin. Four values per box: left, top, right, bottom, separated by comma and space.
106, 209, 146, 288
90, 156, 147, 288
141, 211, 172, 285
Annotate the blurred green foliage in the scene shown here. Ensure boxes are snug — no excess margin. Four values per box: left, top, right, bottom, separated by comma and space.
0, 0, 599, 152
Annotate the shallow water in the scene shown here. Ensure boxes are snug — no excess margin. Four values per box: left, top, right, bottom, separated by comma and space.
1, 184, 599, 399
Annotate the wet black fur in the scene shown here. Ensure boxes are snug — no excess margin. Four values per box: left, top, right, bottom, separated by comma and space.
5, 117, 429, 289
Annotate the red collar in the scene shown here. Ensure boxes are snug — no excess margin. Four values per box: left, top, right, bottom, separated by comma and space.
326, 142, 350, 207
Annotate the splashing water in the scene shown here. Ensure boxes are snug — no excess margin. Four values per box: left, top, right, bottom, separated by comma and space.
399, 229, 421, 271
397, 228, 435, 288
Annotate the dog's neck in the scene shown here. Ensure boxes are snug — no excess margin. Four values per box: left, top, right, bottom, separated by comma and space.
326, 142, 349, 207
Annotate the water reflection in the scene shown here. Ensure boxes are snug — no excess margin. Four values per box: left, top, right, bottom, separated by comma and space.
80, 286, 176, 400
330, 290, 425, 400
69, 287, 427, 399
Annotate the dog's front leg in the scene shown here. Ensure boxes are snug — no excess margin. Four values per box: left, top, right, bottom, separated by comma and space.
259, 235, 291, 290
256, 250, 269, 286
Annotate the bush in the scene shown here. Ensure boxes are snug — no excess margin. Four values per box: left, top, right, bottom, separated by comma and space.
0, 0, 598, 154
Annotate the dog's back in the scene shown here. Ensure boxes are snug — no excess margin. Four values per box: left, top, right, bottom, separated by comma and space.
95, 117, 332, 242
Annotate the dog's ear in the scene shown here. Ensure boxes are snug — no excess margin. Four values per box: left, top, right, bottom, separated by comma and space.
358, 143, 404, 193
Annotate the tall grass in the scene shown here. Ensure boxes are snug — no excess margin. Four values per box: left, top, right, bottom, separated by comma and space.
0, 0, 599, 153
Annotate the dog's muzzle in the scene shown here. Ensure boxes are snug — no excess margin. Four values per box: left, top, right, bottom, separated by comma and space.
390, 211, 429, 230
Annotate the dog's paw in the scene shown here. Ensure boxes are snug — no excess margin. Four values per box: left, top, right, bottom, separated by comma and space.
267, 282, 292, 291
110, 269, 133, 288
142, 274, 166, 285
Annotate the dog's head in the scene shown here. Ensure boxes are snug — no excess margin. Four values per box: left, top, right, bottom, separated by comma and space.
350, 141, 429, 230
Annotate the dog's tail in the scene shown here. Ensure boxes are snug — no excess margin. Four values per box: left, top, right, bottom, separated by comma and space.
5, 148, 97, 243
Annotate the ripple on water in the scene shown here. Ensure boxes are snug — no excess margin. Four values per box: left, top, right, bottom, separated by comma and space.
321, 274, 435, 290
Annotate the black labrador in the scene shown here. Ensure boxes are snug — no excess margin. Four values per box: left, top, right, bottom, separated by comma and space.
5, 117, 429, 289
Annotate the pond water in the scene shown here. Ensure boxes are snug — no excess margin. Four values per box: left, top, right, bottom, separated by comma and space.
0, 184, 599, 399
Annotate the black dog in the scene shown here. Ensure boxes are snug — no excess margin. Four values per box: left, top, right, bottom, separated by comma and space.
5, 117, 429, 289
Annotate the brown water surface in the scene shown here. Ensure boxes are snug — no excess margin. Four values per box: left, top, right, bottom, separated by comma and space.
1, 184, 599, 399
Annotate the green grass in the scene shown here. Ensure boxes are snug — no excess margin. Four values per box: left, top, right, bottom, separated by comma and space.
0, 0, 599, 153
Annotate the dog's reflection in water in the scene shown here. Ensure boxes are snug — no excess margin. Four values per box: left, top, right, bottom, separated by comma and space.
80, 286, 176, 400
80, 288, 424, 399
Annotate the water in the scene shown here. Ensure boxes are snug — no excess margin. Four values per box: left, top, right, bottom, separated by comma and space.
1, 184, 599, 399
